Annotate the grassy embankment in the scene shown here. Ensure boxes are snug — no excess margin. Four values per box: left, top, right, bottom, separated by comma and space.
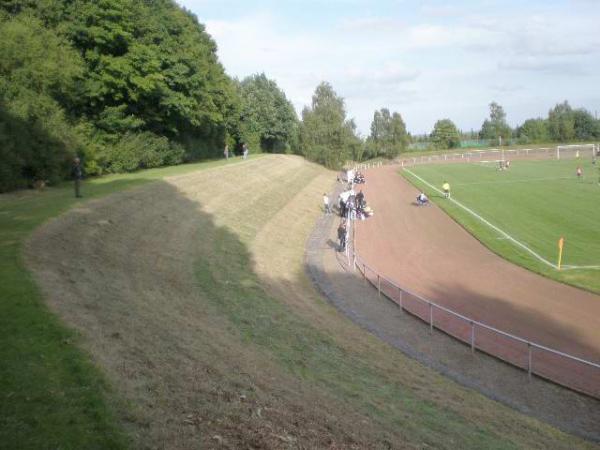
0, 155, 257, 449
1, 153, 596, 448
402, 159, 600, 293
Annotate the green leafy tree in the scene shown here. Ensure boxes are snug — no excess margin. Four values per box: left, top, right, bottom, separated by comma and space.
0, 14, 84, 191
547, 101, 575, 142
572, 108, 600, 140
236, 73, 298, 153
480, 101, 511, 145
366, 108, 408, 159
0, 0, 241, 180
430, 119, 460, 149
516, 118, 549, 144
298, 82, 358, 169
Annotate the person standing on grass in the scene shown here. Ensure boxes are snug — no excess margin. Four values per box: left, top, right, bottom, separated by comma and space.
576, 166, 583, 180
72, 157, 83, 198
224, 144, 229, 160
242, 143, 249, 160
323, 193, 331, 214
442, 181, 450, 199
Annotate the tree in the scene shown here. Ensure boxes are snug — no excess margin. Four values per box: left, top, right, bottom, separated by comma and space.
516, 118, 549, 144
573, 108, 600, 140
480, 101, 511, 144
0, 0, 241, 179
236, 73, 298, 153
430, 119, 460, 149
547, 101, 575, 142
297, 82, 358, 169
366, 108, 408, 159
0, 14, 85, 191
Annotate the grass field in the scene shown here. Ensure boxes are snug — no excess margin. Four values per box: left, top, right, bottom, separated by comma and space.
402, 158, 600, 293
2, 154, 597, 448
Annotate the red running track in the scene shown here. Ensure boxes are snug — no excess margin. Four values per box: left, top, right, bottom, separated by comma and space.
354, 165, 600, 397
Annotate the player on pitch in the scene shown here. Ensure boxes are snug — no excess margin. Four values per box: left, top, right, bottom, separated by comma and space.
442, 181, 450, 199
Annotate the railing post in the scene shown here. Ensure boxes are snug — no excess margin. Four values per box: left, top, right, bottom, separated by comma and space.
528, 343, 532, 380
429, 303, 433, 333
398, 287, 403, 311
470, 321, 475, 353
377, 274, 381, 297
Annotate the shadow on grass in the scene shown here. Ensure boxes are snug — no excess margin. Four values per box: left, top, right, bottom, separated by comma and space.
10, 171, 600, 449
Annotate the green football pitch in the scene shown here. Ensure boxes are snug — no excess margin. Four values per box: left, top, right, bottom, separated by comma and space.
401, 158, 600, 293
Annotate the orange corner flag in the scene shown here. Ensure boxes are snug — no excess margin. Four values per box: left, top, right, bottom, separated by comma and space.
557, 237, 565, 270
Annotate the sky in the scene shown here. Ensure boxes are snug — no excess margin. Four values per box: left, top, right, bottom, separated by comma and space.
176, 0, 600, 136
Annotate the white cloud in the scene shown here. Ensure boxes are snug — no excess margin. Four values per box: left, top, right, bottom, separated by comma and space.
189, 2, 600, 134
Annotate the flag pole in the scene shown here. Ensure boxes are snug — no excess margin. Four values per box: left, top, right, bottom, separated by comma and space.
557, 237, 564, 270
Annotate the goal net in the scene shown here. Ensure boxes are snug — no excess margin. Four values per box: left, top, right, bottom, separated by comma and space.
474, 159, 507, 170
556, 144, 596, 161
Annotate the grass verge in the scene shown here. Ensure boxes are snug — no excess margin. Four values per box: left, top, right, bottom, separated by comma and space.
0, 155, 257, 448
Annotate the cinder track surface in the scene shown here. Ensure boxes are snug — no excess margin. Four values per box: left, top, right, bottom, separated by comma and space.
355, 165, 600, 397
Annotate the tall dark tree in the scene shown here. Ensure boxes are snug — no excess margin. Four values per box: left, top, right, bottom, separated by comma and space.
366, 108, 409, 159
547, 101, 575, 142
431, 119, 460, 149
297, 82, 359, 169
0, 0, 241, 186
516, 118, 549, 144
236, 73, 298, 153
0, 14, 84, 191
572, 108, 600, 140
480, 101, 511, 145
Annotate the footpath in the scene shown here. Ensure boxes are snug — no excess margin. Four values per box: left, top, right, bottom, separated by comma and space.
305, 182, 600, 443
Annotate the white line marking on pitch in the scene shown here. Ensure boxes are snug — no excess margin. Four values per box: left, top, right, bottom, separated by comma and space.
404, 168, 559, 269
404, 169, 600, 271
455, 175, 573, 186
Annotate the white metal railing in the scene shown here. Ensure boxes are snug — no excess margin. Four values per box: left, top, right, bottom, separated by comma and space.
352, 143, 599, 172
351, 252, 600, 398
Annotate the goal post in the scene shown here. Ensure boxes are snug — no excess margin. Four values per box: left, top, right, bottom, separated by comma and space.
556, 143, 596, 161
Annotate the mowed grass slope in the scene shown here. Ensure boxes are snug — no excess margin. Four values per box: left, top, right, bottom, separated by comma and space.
2, 154, 596, 448
0, 156, 258, 449
403, 159, 600, 293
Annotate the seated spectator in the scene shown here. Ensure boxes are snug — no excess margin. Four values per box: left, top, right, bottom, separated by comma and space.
416, 192, 429, 206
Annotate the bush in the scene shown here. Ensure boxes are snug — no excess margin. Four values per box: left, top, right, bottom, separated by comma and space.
102, 132, 184, 173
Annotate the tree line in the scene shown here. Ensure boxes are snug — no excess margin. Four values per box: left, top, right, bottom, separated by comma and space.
417, 100, 600, 151
1, 0, 598, 192
0, 0, 299, 191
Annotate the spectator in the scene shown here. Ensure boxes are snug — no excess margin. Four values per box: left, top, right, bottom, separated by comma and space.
72, 157, 83, 198
337, 220, 347, 251
323, 193, 331, 214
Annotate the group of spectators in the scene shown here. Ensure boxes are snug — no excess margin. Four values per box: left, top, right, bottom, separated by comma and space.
323, 168, 375, 251
223, 143, 249, 160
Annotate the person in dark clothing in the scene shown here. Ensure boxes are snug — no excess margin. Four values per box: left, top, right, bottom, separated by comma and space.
356, 190, 364, 207
337, 220, 347, 251
72, 157, 83, 198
